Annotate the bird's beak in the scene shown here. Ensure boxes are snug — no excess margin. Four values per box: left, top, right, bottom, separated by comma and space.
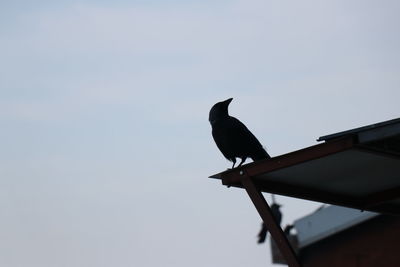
224, 98, 233, 106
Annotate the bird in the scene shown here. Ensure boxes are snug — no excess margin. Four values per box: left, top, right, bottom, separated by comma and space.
209, 98, 270, 168
257, 203, 282, 244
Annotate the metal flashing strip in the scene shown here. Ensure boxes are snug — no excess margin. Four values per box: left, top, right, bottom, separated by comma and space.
317, 118, 400, 142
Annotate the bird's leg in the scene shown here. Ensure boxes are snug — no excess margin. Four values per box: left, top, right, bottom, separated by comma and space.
238, 157, 246, 167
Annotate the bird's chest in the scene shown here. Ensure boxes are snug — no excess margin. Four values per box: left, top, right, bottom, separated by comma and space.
211, 120, 239, 146
212, 121, 232, 136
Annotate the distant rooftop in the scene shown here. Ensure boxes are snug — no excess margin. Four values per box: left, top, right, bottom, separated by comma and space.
294, 205, 379, 248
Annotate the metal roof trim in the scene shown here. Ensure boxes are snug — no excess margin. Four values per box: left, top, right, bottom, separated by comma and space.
317, 117, 400, 142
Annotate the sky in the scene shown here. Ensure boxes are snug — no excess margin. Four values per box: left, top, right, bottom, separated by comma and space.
1, 1, 399, 266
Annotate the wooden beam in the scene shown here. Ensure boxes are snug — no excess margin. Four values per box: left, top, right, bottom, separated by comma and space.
239, 170, 301, 267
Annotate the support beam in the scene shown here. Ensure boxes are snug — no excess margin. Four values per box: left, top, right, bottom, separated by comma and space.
239, 170, 301, 267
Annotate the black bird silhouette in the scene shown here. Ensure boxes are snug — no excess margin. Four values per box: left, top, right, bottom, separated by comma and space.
257, 203, 282, 244
209, 98, 270, 168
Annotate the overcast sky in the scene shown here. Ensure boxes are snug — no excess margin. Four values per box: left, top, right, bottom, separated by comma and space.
1, 1, 400, 266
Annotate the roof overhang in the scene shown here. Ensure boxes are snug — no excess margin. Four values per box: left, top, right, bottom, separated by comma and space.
210, 118, 400, 215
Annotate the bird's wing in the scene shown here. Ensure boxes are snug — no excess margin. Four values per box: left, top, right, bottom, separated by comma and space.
211, 116, 269, 161
257, 224, 268, 244
227, 117, 269, 159
212, 124, 234, 160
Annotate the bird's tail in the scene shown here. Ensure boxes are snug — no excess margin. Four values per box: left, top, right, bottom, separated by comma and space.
257, 223, 268, 244
251, 148, 271, 161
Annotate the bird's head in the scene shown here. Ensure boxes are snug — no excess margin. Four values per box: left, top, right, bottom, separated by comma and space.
209, 98, 233, 125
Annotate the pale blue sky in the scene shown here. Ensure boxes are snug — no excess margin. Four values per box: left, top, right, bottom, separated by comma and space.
1, 1, 400, 266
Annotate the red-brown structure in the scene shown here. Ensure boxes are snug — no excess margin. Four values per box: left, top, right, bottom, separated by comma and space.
209, 118, 400, 267
271, 205, 400, 266
300, 214, 400, 267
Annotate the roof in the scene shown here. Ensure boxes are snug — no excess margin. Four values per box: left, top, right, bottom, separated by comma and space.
294, 205, 379, 248
210, 118, 400, 215
318, 118, 400, 142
